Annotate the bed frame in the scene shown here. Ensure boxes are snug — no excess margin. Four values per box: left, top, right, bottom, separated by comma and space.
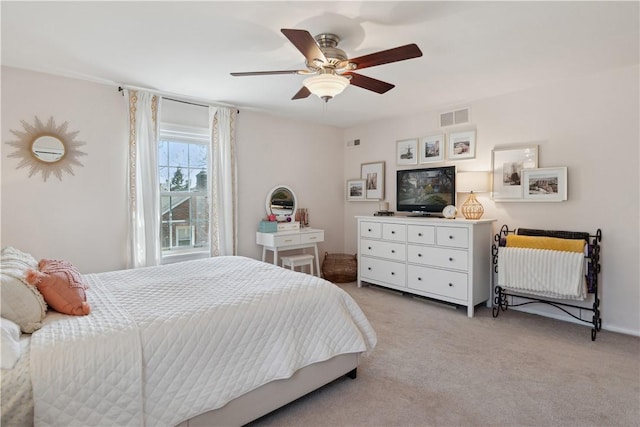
491, 225, 602, 341
176, 352, 360, 426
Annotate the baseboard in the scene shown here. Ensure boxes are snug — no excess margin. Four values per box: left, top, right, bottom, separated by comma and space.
511, 306, 640, 337
600, 324, 640, 337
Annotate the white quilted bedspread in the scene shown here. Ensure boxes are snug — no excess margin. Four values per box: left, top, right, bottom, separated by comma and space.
30, 278, 143, 426
30, 256, 376, 427
1, 336, 34, 426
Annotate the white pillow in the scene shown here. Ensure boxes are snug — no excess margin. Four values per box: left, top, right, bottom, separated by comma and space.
1, 317, 22, 369
1, 247, 47, 333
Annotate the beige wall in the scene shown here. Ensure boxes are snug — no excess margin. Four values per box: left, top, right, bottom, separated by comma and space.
343, 65, 640, 335
2, 64, 638, 335
1, 66, 345, 274
1, 67, 129, 273
235, 110, 344, 260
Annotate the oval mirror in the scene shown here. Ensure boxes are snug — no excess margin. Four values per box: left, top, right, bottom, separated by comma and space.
266, 185, 296, 220
32, 135, 65, 162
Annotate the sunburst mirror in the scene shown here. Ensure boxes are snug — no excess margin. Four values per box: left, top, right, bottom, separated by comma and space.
5, 116, 87, 181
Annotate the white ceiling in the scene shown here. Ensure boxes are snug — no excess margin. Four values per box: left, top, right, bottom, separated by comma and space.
2, 1, 638, 128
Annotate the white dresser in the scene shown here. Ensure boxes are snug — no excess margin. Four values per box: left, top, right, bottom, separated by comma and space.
356, 216, 495, 317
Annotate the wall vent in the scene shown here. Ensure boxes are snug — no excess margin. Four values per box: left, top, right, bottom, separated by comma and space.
347, 139, 361, 147
440, 107, 470, 127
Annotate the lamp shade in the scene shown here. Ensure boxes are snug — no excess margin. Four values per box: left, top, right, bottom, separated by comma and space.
457, 171, 490, 220
457, 171, 490, 193
303, 74, 350, 102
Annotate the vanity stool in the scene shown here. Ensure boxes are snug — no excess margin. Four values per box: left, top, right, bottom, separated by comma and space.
281, 254, 315, 276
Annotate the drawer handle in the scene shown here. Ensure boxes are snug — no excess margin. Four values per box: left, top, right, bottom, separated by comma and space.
391, 272, 395, 275
418, 277, 422, 281
449, 257, 454, 262
449, 283, 454, 287
391, 231, 396, 234
449, 235, 454, 239
391, 250, 395, 253
418, 253, 422, 257
308, 237, 317, 240
368, 246, 372, 250
368, 267, 372, 271
285, 239, 293, 243
418, 233, 422, 237
368, 228, 372, 232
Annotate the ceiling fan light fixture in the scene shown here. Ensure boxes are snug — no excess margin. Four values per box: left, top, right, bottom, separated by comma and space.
303, 74, 350, 102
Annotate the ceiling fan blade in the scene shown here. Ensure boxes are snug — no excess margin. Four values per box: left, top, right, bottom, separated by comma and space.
343, 72, 395, 94
292, 86, 311, 100
230, 70, 307, 77
281, 28, 327, 65
347, 44, 423, 71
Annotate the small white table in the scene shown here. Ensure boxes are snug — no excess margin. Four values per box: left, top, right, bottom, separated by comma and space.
256, 228, 324, 276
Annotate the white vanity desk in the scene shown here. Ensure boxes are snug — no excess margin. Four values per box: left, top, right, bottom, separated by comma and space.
256, 228, 324, 275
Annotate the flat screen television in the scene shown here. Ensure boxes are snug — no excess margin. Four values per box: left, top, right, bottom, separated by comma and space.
396, 165, 456, 216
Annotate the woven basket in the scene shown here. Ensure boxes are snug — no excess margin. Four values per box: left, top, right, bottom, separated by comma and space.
322, 252, 357, 283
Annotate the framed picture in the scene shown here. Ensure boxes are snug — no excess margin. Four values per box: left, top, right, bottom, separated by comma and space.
419, 134, 445, 164
361, 161, 385, 200
396, 138, 418, 165
523, 167, 568, 202
346, 179, 366, 201
448, 130, 476, 160
491, 144, 539, 201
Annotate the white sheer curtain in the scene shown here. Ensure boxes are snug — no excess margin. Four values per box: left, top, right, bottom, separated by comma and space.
125, 89, 161, 268
209, 106, 238, 256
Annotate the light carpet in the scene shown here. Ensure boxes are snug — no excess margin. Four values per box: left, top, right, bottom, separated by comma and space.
248, 282, 640, 427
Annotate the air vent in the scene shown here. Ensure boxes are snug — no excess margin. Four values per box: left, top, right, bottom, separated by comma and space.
347, 139, 361, 147
440, 112, 454, 127
440, 107, 470, 127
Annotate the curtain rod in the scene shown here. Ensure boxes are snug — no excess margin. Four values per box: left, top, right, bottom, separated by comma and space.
164, 96, 208, 108
117, 86, 238, 112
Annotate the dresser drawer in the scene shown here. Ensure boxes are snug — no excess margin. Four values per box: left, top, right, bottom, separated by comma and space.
301, 230, 324, 243
382, 223, 406, 242
407, 225, 435, 245
436, 226, 469, 249
407, 245, 468, 271
273, 234, 301, 246
360, 221, 382, 239
361, 257, 406, 287
407, 265, 468, 300
361, 239, 406, 261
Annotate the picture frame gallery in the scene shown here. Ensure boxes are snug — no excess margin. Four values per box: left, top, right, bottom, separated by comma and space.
491, 144, 539, 201
419, 134, 445, 164
523, 167, 568, 202
361, 161, 385, 200
346, 179, 366, 201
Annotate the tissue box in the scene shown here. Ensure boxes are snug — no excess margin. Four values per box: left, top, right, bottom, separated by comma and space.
259, 221, 278, 233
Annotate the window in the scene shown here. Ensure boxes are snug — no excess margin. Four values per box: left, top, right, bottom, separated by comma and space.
158, 124, 210, 261
175, 225, 195, 247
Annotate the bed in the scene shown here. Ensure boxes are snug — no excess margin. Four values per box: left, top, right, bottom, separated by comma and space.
1, 252, 377, 426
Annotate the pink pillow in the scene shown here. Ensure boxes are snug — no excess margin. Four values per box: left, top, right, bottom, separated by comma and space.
26, 259, 90, 316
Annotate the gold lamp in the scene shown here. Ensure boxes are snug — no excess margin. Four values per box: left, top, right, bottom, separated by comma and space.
457, 171, 490, 220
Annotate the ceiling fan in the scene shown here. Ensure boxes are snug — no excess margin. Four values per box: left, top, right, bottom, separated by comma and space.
231, 28, 423, 102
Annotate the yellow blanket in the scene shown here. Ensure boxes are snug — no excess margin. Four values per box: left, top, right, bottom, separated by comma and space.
506, 235, 585, 253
